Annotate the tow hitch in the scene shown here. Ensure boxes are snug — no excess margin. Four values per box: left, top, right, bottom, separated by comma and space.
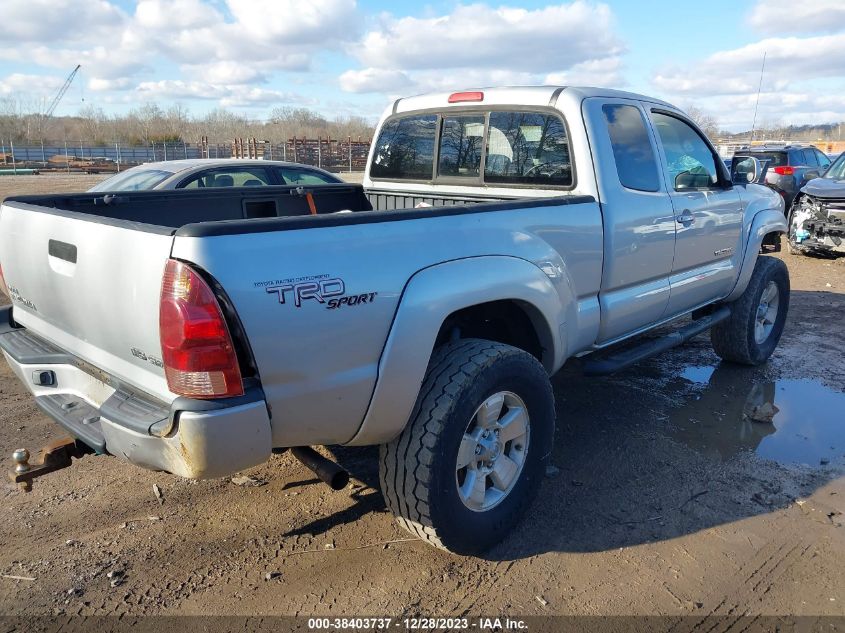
9, 437, 94, 492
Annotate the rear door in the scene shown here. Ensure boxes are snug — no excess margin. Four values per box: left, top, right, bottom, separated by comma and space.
0, 203, 175, 400
583, 98, 675, 343
647, 110, 743, 316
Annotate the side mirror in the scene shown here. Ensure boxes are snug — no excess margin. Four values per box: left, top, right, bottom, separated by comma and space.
731, 156, 769, 184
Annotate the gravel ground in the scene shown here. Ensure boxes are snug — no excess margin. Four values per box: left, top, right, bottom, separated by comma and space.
0, 174, 842, 619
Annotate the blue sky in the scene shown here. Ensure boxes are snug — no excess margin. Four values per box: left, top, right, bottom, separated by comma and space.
1, 0, 844, 132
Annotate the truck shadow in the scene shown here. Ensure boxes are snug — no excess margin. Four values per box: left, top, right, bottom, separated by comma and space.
290, 290, 845, 558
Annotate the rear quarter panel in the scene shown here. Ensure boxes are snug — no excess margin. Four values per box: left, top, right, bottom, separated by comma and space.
172, 201, 602, 447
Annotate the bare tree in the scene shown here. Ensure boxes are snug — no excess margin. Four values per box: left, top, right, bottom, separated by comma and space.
685, 105, 721, 139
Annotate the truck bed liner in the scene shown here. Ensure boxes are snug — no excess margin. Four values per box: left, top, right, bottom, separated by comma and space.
5, 184, 373, 229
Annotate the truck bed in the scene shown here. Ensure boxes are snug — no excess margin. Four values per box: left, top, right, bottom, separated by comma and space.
4, 185, 518, 231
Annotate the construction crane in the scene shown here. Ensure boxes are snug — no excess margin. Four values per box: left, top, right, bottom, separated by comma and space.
43, 64, 81, 118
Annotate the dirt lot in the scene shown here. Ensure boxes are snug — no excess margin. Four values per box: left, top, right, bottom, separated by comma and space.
0, 174, 843, 619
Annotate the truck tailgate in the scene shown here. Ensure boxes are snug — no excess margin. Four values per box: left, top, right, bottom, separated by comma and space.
0, 202, 175, 401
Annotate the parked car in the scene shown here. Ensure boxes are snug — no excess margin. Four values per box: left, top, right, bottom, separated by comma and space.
732, 144, 832, 209
786, 151, 845, 256
88, 159, 343, 191
1, 86, 788, 555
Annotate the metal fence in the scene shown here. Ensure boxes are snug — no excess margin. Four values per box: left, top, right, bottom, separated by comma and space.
0, 137, 372, 173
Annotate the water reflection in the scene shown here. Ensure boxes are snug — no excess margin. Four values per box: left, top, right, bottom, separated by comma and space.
670, 364, 844, 466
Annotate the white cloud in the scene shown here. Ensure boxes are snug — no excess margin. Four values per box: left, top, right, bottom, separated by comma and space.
544, 57, 625, 88
0, 0, 361, 110
748, 0, 845, 35
341, 1, 624, 94
136, 79, 311, 107
226, 0, 360, 45
355, 2, 620, 73
0, 0, 125, 42
135, 0, 221, 30
0, 73, 65, 97
654, 33, 845, 99
339, 68, 414, 94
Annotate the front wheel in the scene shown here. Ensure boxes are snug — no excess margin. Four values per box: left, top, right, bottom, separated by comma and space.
710, 256, 790, 365
379, 339, 554, 555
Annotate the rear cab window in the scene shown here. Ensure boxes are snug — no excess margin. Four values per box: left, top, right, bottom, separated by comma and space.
370, 109, 573, 188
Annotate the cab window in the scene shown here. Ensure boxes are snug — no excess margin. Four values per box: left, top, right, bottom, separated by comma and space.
438, 115, 484, 177
370, 114, 438, 180
651, 112, 720, 190
484, 111, 572, 186
602, 104, 660, 192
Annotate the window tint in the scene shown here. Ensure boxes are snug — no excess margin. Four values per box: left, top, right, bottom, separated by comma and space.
735, 152, 787, 167
180, 167, 272, 188
276, 168, 339, 185
802, 149, 818, 167
651, 112, 719, 190
370, 114, 437, 180
816, 150, 831, 169
485, 112, 572, 186
438, 115, 484, 177
602, 104, 660, 192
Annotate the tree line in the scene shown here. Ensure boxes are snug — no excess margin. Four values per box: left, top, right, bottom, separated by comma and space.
0, 97, 375, 146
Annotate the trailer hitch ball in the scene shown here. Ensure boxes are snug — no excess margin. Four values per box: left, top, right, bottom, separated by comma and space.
12, 448, 32, 491
9, 438, 93, 492
13, 448, 31, 474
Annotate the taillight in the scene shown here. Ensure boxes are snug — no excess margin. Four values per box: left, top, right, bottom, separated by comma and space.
0, 263, 8, 297
159, 259, 243, 399
448, 91, 484, 103
772, 166, 794, 176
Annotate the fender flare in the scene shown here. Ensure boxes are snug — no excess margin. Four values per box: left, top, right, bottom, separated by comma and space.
724, 208, 787, 302
345, 256, 571, 446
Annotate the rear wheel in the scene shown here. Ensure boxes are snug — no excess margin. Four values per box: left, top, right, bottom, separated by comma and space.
711, 256, 789, 365
379, 339, 554, 555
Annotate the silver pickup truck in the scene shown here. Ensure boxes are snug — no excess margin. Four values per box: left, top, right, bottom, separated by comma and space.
0, 86, 788, 555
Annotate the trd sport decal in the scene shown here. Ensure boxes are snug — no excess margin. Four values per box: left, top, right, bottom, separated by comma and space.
255, 274, 376, 310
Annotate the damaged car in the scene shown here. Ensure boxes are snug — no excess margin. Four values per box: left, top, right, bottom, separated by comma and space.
787, 152, 845, 256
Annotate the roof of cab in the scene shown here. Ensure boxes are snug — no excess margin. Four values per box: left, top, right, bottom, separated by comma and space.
391, 85, 677, 114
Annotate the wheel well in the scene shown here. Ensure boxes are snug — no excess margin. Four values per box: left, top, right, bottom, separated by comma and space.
761, 231, 782, 252
434, 300, 551, 369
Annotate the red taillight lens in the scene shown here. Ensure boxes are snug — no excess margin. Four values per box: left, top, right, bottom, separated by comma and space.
772, 166, 794, 176
159, 259, 243, 399
448, 91, 484, 103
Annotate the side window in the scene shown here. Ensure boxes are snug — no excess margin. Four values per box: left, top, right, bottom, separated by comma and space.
602, 104, 660, 192
816, 150, 831, 170
484, 111, 572, 186
438, 115, 484, 177
651, 112, 720, 190
180, 167, 272, 188
802, 150, 818, 167
276, 168, 338, 185
370, 114, 438, 180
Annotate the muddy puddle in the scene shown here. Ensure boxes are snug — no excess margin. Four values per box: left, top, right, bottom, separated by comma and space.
669, 364, 844, 466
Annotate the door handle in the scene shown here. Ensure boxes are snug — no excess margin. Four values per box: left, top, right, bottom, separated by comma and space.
676, 209, 695, 225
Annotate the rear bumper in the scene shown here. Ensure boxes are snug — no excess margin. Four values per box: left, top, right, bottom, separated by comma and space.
0, 309, 272, 479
